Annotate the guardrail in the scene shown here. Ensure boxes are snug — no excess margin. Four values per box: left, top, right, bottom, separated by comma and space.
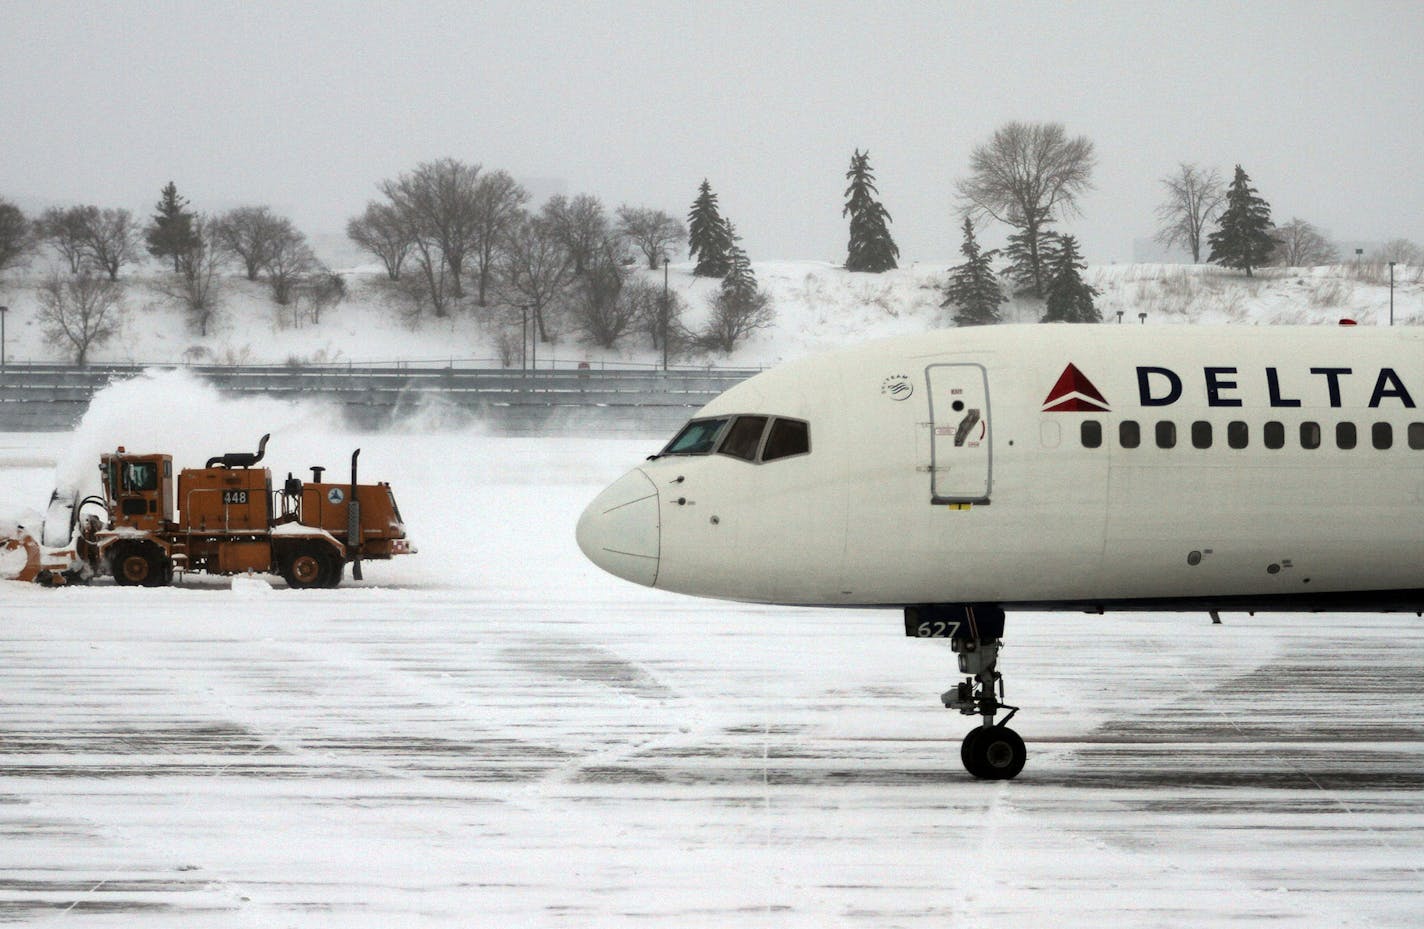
0, 363, 760, 434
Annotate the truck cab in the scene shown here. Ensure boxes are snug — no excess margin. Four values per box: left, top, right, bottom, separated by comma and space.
100, 450, 174, 532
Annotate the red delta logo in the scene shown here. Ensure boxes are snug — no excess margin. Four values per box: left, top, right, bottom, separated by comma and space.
1043, 364, 1110, 413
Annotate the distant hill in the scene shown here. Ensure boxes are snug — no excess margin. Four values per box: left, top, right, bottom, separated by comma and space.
0, 260, 1417, 370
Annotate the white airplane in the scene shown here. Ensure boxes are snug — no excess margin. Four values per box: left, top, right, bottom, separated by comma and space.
577, 323, 1424, 779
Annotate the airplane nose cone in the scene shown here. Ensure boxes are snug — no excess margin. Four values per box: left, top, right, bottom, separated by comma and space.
576, 468, 660, 587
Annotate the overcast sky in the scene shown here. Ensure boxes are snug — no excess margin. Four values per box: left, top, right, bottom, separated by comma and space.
4, 0, 1421, 265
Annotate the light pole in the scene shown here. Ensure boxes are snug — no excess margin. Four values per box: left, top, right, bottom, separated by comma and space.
0, 305, 7, 372
661, 256, 670, 372
1389, 261, 1396, 326
520, 305, 528, 375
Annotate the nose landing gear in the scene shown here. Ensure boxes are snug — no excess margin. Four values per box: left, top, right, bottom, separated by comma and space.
907, 604, 1026, 780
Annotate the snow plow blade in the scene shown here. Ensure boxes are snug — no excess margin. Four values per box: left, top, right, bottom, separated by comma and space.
0, 531, 82, 585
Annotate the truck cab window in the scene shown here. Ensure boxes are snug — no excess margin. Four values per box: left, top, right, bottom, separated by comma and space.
124, 462, 158, 492
762, 418, 811, 462
719, 416, 769, 462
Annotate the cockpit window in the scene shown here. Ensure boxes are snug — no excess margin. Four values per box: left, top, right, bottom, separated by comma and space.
762, 418, 810, 461
661, 417, 729, 456
718, 416, 769, 461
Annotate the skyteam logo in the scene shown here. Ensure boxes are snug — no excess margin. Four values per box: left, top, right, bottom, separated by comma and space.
1043, 363, 1110, 413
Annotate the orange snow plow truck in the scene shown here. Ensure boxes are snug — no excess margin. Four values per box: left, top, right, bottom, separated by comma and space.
3, 434, 414, 588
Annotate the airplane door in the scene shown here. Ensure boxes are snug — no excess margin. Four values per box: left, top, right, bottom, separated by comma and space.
926, 363, 991, 504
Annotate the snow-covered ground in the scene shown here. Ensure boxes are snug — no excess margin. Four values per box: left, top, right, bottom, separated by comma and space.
1, 374, 1423, 926
0, 259, 1418, 371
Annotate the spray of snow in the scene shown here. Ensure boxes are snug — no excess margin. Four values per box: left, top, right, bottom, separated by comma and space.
53, 368, 354, 501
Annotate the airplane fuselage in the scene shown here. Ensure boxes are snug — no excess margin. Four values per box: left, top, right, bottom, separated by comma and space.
578, 325, 1424, 613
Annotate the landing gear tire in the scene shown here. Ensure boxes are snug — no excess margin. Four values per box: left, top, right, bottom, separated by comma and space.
962, 725, 1026, 780
281, 545, 338, 589
111, 543, 170, 588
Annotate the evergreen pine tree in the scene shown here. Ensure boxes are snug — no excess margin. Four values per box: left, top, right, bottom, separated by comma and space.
941, 218, 1004, 326
1002, 227, 1057, 295
1041, 234, 1100, 323
1207, 165, 1276, 276
145, 181, 199, 272
720, 220, 756, 299
842, 149, 899, 272
687, 179, 732, 277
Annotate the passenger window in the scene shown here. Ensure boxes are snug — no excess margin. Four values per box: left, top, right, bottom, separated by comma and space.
1410, 423, 1424, 450
1191, 421, 1212, 449
1264, 421, 1285, 449
1227, 421, 1248, 449
1336, 422, 1357, 450
662, 417, 729, 456
719, 416, 769, 461
1372, 422, 1392, 450
1155, 421, 1176, 449
1119, 420, 1140, 449
1081, 421, 1102, 449
761, 418, 811, 462
1300, 422, 1321, 450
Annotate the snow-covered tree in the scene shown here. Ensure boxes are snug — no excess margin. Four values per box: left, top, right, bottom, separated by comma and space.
1041, 234, 1099, 323
687, 180, 732, 277
842, 149, 899, 272
941, 218, 1004, 326
1207, 165, 1275, 276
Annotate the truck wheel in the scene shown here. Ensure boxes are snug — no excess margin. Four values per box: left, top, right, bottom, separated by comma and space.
281, 545, 335, 589
111, 543, 169, 588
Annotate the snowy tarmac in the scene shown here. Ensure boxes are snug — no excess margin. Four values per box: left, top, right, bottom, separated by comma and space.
2, 430, 1423, 927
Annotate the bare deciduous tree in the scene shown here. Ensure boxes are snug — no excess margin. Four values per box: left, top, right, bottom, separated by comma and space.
956, 122, 1095, 298
1154, 163, 1225, 263
617, 206, 685, 270
541, 194, 610, 276
379, 158, 482, 303
634, 283, 691, 357
291, 270, 346, 327
501, 217, 572, 343
1371, 238, 1423, 265
347, 201, 411, 281
0, 198, 31, 275
698, 287, 774, 354
569, 237, 634, 347
264, 225, 318, 305
1271, 218, 1338, 267
155, 217, 224, 336
216, 206, 290, 281
36, 273, 124, 365
36, 206, 90, 273
469, 170, 529, 307
79, 207, 140, 281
